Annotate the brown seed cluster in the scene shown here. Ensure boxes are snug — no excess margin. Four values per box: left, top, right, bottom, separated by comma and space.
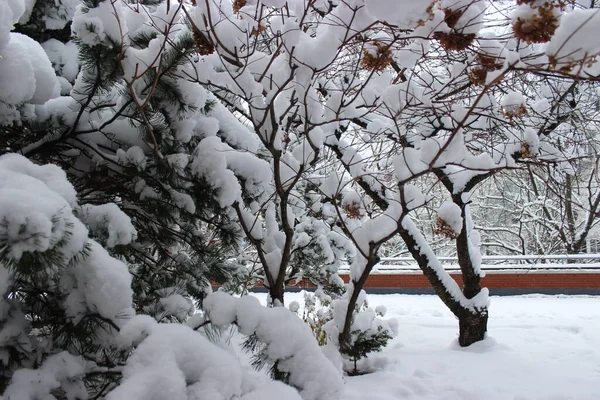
468, 66, 488, 86
250, 24, 267, 36
434, 31, 476, 51
513, 2, 560, 44
548, 53, 599, 74
416, 2, 437, 27
520, 143, 535, 159
433, 216, 460, 240
434, 6, 477, 51
360, 41, 394, 72
443, 7, 464, 29
469, 54, 503, 86
501, 104, 528, 122
233, 0, 246, 13
342, 201, 363, 220
192, 28, 214, 55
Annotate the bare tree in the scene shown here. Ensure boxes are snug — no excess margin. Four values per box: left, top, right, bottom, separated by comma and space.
324, 0, 600, 346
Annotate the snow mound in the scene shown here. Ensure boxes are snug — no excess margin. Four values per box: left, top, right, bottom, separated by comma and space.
203, 292, 344, 400
109, 320, 244, 400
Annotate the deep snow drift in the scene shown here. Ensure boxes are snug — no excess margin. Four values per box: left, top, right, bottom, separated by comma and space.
252, 293, 600, 400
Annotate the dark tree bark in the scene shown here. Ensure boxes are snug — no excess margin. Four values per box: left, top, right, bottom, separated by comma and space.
397, 221, 487, 347
338, 252, 380, 350
457, 310, 488, 347
269, 282, 285, 305
453, 194, 489, 345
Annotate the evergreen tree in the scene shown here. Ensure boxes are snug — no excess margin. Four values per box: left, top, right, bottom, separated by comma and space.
1, 0, 252, 323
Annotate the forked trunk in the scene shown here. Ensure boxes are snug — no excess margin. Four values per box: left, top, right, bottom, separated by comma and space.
269, 283, 285, 306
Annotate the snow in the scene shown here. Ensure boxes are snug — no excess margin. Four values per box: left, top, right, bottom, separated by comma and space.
63, 240, 134, 325
109, 321, 244, 400
203, 292, 344, 400
500, 91, 525, 108
437, 201, 463, 235
546, 9, 600, 71
78, 203, 137, 248
191, 136, 243, 207
365, 0, 433, 28
72, 0, 129, 47
251, 292, 600, 400
3, 351, 86, 400
159, 294, 195, 321
240, 379, 302, 400
0, 0, 26, 53
21, 0, 79, 30
41, 39, 80, 83
0, 33, 60, 105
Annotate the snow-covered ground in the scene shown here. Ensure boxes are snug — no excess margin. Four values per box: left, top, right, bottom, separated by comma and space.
251, 293, 600, 400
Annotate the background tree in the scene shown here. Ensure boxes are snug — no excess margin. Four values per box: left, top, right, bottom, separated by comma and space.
470, 81, 600, 257
184, 0, 387, 305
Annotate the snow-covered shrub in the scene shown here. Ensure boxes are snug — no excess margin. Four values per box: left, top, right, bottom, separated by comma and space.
0, 154, 134, 396
340, 311, 394, 376
291, 288, 397, 376
328, 289, 398, 375
295, 290, 334, 346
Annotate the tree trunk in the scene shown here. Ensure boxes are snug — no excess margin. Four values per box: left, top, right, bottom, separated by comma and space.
338, 280, 362, 352
398, 222, 488, 347
452, 198, 489, 346
339, 254, 379, 350
458, 311, 488, 347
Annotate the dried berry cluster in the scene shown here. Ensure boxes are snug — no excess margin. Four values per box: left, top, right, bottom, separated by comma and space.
443, 7, 464, 29
548, 53, 599, 74
434, 31, 476, 51
513, 2, 561, 44
193, 28, 214, 55
520, 143, 535, 159
434, 7, 476, 51
233, 0, 246, 13
360, 41, 394, 72
416, 2, 437, 28
469, 54, 503, 86
251, 24, 267, 36
501, 104, 528, 121
342, 201, 363, 220
433, 216, 460, 240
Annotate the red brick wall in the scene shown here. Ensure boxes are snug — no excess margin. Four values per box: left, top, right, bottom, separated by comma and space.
331, 272, 600, 289
234, 272, 600, 290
